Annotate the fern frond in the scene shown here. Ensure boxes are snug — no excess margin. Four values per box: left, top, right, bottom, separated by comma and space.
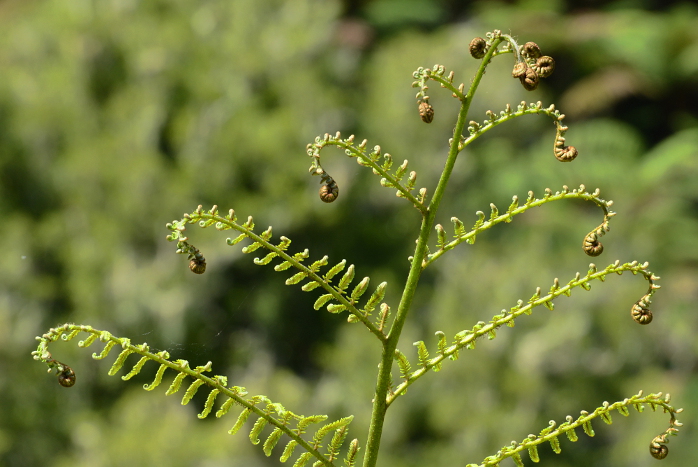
327, 425, 349, 461
394, 349, 412, 380
412, 63, 465, 102
344, 439, 360, 467
413, 341, 430, 367
465, 391, 682, 466
387, 261, 660, 405
306, 132, 427, 212
312, 417, 354, 447
425, 185, 615, 267
166, 205, 387, 342
462, 101, 577, 161
264, 427, 285, 456
32, 324, 361, 467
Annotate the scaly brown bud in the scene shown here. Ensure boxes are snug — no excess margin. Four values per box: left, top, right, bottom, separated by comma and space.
469, 37, 487, 59
533, 56, 555, 78
519, 66, 539, 91
418, 100, 434, 123
523, 41, 542, 59
511, 62, 527, 78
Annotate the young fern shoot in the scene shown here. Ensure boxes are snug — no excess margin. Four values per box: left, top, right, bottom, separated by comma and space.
33, 29, 681, 467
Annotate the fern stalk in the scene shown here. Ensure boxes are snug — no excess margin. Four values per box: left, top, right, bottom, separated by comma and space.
362, 36, 506, 467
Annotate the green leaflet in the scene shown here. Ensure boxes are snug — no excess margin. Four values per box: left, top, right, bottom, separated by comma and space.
312, 416, 354, 445
143, 364, 168, 391
198, 388, 220, 419
363, 282, 387, 315
324, 260, 346, 281
263, 428, 284, 457
216, 397, 236, 418
350, 277, 370, 301
122, 356, 148, 381
314, 294, 334, 310
182, 379, 205, 405
108, 348, 134, 375
250, 417, 268, 445
292, 452, 313, 467
229, 408, 252, 435
337, 265, 356, 291
394, 349, 412, 379
280, 440, 298, 462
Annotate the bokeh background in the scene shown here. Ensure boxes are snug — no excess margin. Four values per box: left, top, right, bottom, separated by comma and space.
1, 0, 697, 466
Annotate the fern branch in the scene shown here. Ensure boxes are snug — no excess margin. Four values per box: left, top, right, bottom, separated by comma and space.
412, 31, 518, 105
413, 64, 466, 102
386, 261, 660, 405
32, 324, 360, 466
424, 185, 615, 268
461, 101, 573, 156
466, 391, 682, 466
307, 132, 428, 213
166, 205, 387, 342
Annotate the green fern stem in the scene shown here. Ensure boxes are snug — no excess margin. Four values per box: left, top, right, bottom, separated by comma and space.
387, 260, 659, 406
469, 391, 682, 466
361, 36, 506, 467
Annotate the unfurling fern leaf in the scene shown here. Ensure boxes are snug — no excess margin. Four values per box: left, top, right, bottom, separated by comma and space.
32, 324, 361, 466
166, 205, 389, 342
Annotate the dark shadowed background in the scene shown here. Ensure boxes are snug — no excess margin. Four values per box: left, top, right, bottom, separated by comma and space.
1, 0, 697, 466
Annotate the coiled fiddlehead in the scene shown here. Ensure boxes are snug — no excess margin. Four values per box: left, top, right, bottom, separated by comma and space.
650, 439, 668, 459
57, 365, 77, 387
631, 302, 652, 325
582, 205, 614, 256
318, 172, 339, 203
511, 40, 555, 91
522, 41, 542, 58
511, 62, 527, 79
648, 402, 682, 460
631, 290, 656, 325
39, 355, 77, 388
519, 65, 539, 91
174, 240, 207, 274
582, 231, 604, 256
554, 117, 579, 162
469, 36, 488, 59
189, 249, 207, 274
533, 55, 555, 78
417, 99, 434, 123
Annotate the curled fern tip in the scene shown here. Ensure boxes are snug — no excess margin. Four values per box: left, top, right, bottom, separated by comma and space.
469, 36, 487, 59
418, 100, 434, 123
57, 365, 76, 387
631, 300, 653, 325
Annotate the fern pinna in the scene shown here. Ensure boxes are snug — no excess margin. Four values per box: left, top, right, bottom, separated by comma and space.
34, 29, 681, 466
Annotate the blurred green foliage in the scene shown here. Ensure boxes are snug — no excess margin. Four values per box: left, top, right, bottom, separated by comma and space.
1, 0, 697, 466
